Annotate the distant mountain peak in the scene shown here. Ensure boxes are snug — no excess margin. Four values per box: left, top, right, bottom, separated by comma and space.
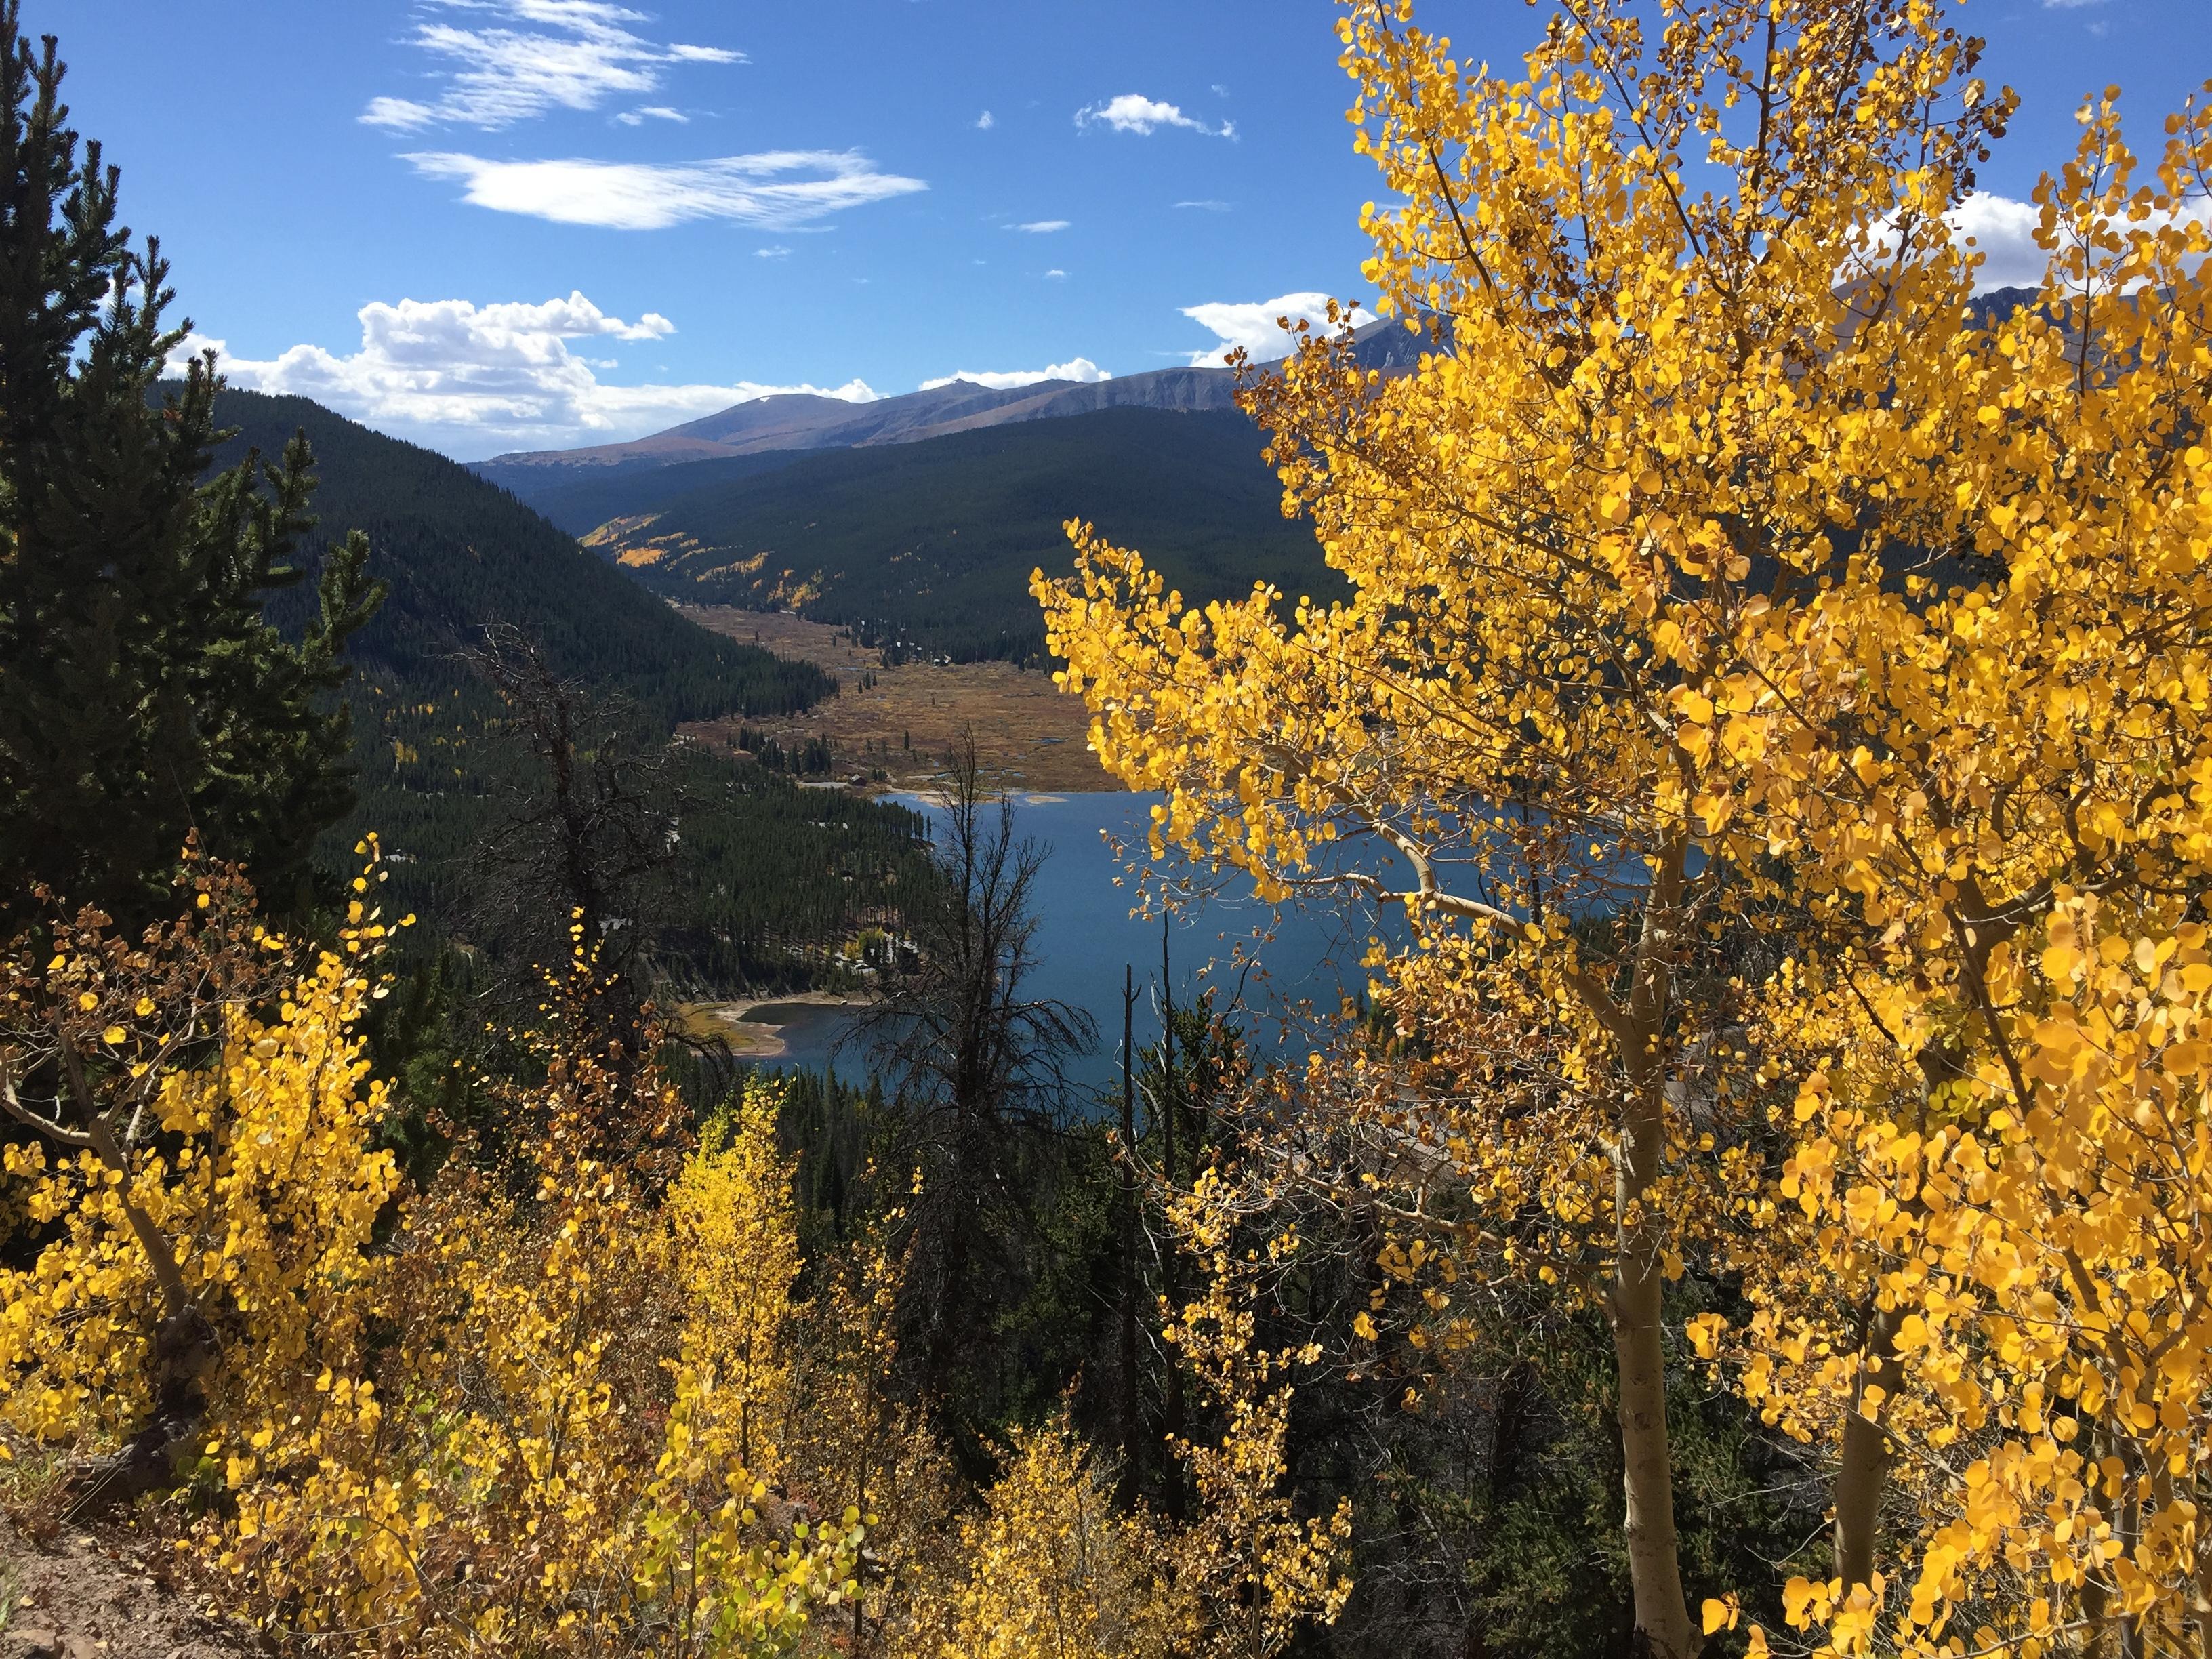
474, 317, 1422, 498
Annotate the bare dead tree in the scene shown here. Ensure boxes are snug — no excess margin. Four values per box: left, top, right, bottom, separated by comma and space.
461, 624, 679, 1023
844, 734, 1095, 1460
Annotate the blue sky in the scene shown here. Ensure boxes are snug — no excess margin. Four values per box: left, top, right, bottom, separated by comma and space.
28, 0, 2208, 460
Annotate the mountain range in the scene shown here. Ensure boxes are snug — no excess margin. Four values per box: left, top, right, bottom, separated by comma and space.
472, 317, 1423, 506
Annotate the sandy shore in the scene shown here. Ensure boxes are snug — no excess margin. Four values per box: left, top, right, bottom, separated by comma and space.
682, 989, 875, 1059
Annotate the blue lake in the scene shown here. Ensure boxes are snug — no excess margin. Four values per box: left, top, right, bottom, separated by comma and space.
764, 790, 1412, 1094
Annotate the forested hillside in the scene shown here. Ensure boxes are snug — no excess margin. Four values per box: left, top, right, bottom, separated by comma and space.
581, 406, 1333, 661
211, 389, 828, 723
525, 446, 808, 537
203, 388, 930, 990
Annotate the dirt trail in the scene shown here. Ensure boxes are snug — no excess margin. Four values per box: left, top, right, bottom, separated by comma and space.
1, 1515, 251, 1659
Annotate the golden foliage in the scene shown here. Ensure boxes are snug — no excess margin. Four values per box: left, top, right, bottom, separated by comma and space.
1035, 0, 2212, 1653
903, 1415, 1191, 1659
1, 876, 861, 1656
1165, 1181, 1353, 1659
0, 853, 396, 1450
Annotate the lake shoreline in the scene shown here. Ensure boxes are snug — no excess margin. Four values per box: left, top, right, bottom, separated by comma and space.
683, 989, 878, 1059
737, 790, 1407, 1089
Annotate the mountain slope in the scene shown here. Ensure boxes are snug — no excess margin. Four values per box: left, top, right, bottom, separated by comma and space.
474, 318, 1424, 508
214, 389, 828, 724
584, 405, 1333, 662
203, 390, 937, 991
527, 447, 814, 538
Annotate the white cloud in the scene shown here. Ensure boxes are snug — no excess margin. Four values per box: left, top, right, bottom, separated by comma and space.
403, 148, 926, 229
362, 1, 740, 132
1179, 291, 1345, 367
1946, 193, 2049, 291
1174, 199, 1230, 211
754, 245, 792, 259
614, 104, 687, 125
1042, 268, 1068, 279
975, 110, 995, 129
2041, 0, 2107, 7
1075, 94, 1231, 138
1917, 190, 2212, 293
1012, 219, 1069, 233
918, 356, 1109, 392
172, 291, 878, 458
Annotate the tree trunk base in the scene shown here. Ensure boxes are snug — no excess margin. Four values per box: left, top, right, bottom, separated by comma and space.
62, 1309, 218, 1515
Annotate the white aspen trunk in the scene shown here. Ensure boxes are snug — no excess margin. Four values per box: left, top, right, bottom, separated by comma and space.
1610, 1079, 1696, 1659
1605, 843, 1696, 1659
1831, 1307, 1904, 1591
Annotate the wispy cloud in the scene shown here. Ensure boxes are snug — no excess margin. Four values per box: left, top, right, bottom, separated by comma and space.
754, 245, 792, 259
1042, 268, 1068, 279
171, 289, 877, 456
919, 356, 1108, 391
2041, 0, 2108, 7
1012, 219, 1069, 233
975, 109, 995, 129
614, 104, 687, 125
402, 148, 926, 229
1076, 94, 1233, 138
1174, 199, 1230, 212
362, 1, 741, 132
1179, 291, 1344, 367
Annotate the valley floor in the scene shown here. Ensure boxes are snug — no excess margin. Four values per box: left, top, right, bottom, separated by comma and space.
675, 607, 1110, 793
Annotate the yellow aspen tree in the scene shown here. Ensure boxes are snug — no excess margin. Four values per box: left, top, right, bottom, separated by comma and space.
1044, 0, 2212, 1647
0, 848, 398, 1503
1036, 1, 2212, 1652
672, 1080, 806, 1472
1040, 1, 2007, 1647
779, 1198, 962, 1657
217, 954, 861, 1657
3, 874, 863, 1656
640, 1078, 864, 1656
903, 1414, 1193, 1659
1165, 1173, 1353, 1659
1671, 77, 2212, 1659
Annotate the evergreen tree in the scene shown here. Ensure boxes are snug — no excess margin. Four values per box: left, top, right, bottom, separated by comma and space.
0, 5, 381, 930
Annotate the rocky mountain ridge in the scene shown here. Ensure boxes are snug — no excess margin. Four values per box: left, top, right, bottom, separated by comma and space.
473, 316, 1423, 498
